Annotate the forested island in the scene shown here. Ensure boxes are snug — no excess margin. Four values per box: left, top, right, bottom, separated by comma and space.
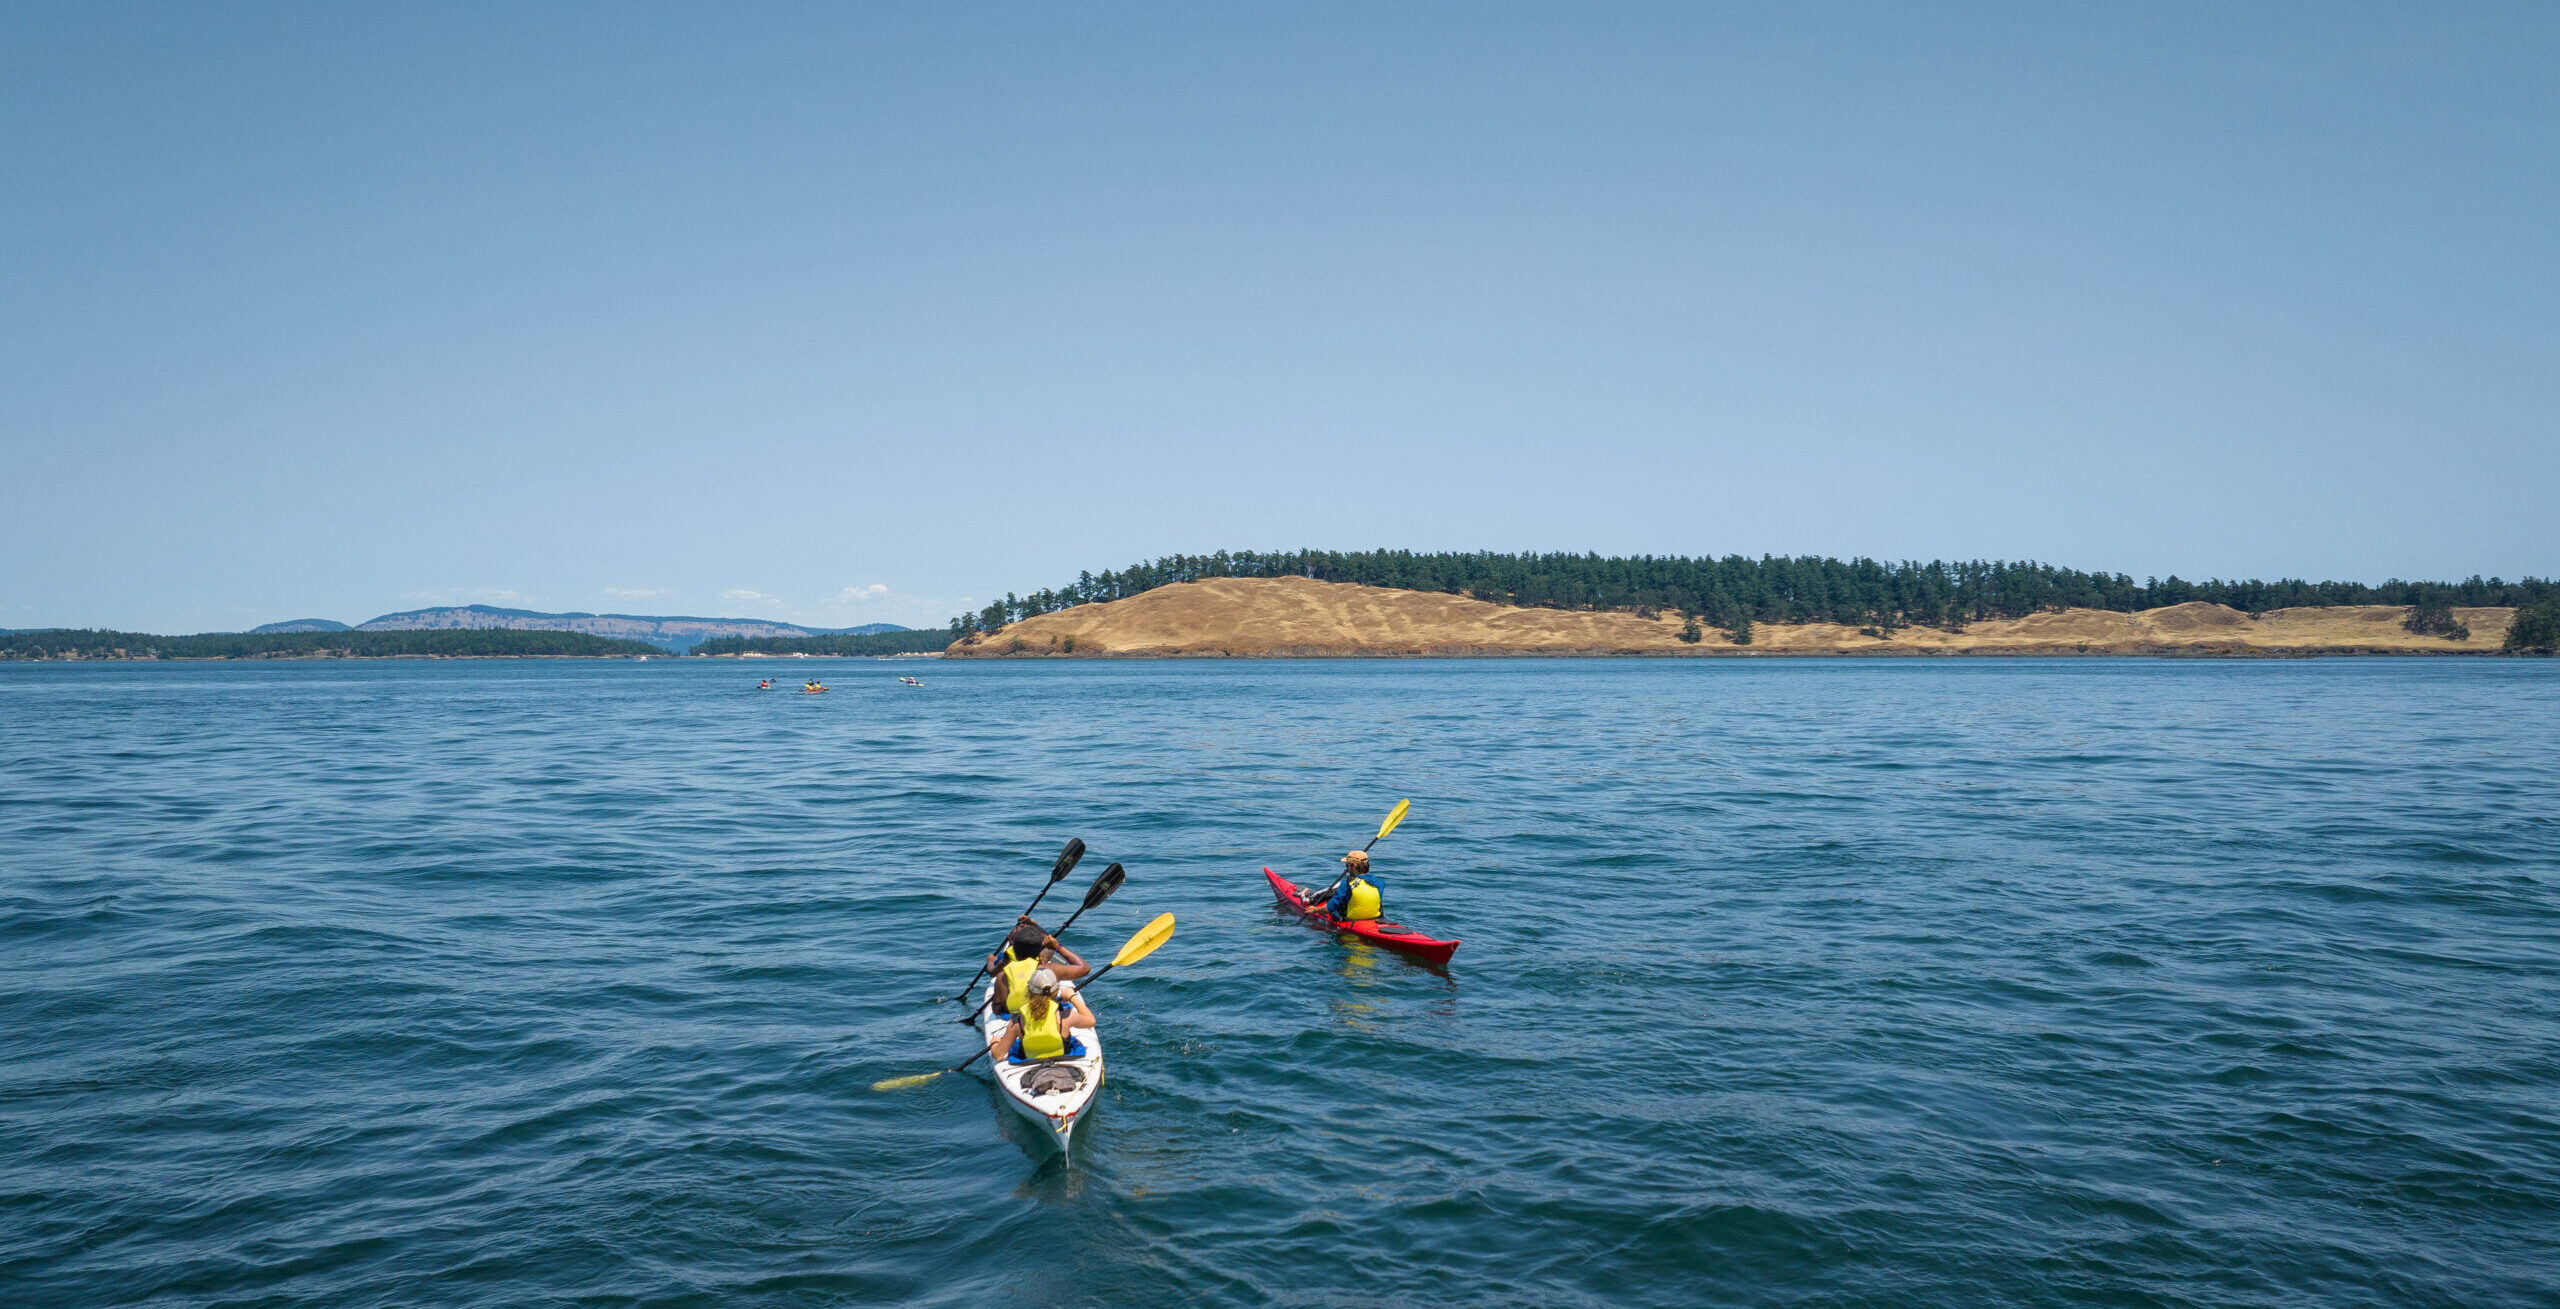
2511, 598, 2560, 652
946, 577, 2560, 658
0, 629, 668, 660
689, 631, 951, 657
943, 551, 2559, 648
345, 604, 892, 653
11, 556, 2553, 663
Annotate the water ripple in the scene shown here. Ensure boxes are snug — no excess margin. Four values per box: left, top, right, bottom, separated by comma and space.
1, 658, 2556, 1305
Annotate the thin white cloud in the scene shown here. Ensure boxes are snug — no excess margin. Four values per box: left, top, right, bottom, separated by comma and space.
720, 589, 788, 612
604, 587, 667, 600
835, 583, 891, 603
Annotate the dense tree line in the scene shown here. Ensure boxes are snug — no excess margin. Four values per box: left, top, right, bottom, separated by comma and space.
946, 550, 2559, 640
2507, 596, 2560, 652
690, 631, 951, 656
0, 629, 667, 659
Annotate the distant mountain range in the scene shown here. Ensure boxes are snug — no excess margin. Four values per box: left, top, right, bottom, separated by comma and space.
250, 605, 908, 653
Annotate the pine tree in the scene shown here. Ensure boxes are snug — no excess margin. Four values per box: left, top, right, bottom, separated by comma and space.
2505, 597, 2560, 651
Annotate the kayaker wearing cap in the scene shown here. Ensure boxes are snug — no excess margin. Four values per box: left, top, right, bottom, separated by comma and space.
991, 969, 1095, 1064
983, 919, 1089, 1017
1326, 850, 1384, 922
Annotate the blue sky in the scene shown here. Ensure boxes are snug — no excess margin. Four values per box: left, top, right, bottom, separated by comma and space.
4, 3, 2553, 632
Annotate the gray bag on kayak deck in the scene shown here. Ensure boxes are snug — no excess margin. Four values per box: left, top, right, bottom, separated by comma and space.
1020, 1064, 1086, 1095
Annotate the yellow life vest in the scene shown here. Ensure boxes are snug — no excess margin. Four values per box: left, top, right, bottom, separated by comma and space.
1020, 999, 1067, 1060
1000, 955, 1042, 1014
1343, 877, 1382, 921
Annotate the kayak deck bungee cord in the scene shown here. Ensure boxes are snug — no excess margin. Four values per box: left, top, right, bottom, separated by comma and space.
977, 981, 1104, 1155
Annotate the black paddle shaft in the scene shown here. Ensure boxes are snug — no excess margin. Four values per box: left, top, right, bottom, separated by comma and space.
1021, 837, 1086, 919
946, 838, 1086, 1001
1316, 823, 1395, 909
955, 864, 1123, 1024
1050, 864, 1124, 939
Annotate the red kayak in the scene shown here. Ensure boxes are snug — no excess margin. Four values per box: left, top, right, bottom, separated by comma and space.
1264, 868, 1460, 966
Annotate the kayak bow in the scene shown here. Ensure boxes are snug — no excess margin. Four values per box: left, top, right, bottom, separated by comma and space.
1264, 868, 1459, 966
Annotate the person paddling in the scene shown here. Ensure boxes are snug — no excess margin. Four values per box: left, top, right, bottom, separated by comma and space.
983, 919, 1089, 1018
991, 969, 1095, 1064
1326, 850, 1384, 922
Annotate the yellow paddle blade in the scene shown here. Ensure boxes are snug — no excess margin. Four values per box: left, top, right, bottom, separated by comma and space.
871, 1069, 944, 1092
1112, 912, 1177, 967
1375, 798, 1410, 842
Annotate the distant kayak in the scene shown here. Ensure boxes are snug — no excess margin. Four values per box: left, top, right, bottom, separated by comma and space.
1265, 867, 1459, 966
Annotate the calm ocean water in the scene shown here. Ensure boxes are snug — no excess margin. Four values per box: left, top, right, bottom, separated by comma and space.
3, 657, 2556, 1307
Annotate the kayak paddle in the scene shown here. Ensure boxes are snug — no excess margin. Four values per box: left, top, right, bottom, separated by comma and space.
1366, 798, 1411, 853
1312, 798, 1409, 910
1051, 862, 1125, 939
1075, 909, 1174, 988
874, 912, 1176, 1093
946, 837, 1085, 1002
954, 862, 1124, 1024
1022, 838, 1088, 921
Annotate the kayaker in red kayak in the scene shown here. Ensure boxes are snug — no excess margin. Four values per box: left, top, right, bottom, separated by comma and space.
1324, 850, 1384, 922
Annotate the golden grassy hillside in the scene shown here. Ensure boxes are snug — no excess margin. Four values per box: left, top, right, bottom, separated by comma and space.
943, 577, 2513, 658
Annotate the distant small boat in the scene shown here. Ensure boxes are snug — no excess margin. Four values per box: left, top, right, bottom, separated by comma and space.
802, 682, 829, 694
898, 676, 922, 686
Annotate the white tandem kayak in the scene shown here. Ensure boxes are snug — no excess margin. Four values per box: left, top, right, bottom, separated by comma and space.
978, 986, 1105, 1155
